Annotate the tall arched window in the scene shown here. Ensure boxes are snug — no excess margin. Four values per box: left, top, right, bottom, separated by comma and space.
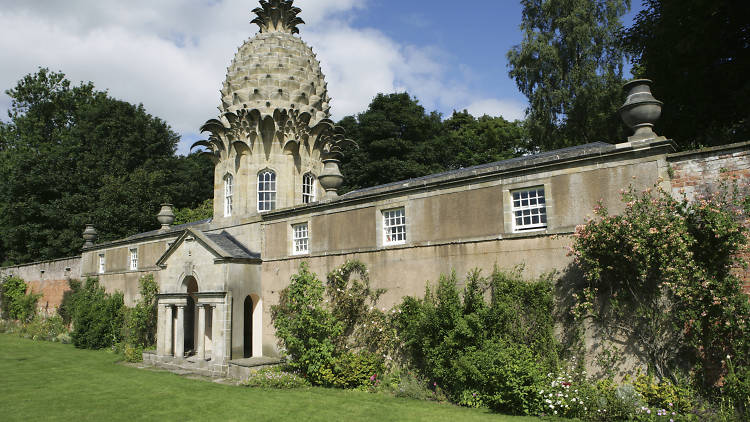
258, 170, 276, 212
302, 173, 315, 204
224, 174, 234, 217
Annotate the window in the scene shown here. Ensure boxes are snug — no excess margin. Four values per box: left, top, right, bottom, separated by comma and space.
302, 173, 316, 204
98, 253, 105, 274
129, 248, 138, 270
383, 208, 406, 245
292, 223, 309, 255
224, 174, 234, 217
258, 170, 276, 212
511, 187, 547, 231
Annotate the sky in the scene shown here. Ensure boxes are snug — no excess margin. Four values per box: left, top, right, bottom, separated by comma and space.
0, 0, 643, 155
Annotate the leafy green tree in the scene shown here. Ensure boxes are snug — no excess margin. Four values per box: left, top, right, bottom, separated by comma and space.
338, 93, 444, 192
508, 0, 631, 151
173, 199, 213, 225
625, 0, 750, 149
429, 111, 528, 170
0, 69, 213, 265
338, 94, 527, 192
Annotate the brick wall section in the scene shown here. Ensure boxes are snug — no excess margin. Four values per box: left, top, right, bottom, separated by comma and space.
0, 257, 81, 314
668, 141, 750, 294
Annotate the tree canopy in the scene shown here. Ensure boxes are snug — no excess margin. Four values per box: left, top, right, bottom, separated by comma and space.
338, 93, 527, 193
625, 0, 750, 149
0, 69, 213, 265
507, 0, 631, 151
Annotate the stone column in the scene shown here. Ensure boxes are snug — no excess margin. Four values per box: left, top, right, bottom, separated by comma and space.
197, 305, 206, 360
211, 305, 222, 362
175, 305, 185, 359
164, 305, 174, 357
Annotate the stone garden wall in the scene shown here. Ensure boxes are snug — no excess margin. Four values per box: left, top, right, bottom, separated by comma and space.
0, 256, 81, 314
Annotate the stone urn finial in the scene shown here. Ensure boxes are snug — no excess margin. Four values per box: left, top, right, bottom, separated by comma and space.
619, 79, 665, 143
82, 224, 98, 248
318, 159, 344, 198
157, 204, 175, 230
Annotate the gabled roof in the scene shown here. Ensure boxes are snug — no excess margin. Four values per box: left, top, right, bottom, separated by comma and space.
156, 228, 261, 267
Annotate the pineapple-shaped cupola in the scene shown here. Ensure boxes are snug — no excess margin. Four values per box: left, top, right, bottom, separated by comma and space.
251, 0, 304, 34
195, 0, 356, 219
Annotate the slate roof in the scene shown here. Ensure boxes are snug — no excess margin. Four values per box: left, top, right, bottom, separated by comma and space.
120, 219, 211, 242
204, 231, 260, 260
341, 142, 616, 199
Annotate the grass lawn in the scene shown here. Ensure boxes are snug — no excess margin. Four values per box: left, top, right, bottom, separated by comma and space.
0, 335, 541, 421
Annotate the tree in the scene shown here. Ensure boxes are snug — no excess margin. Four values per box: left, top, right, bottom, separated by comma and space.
338, 93, 444, 192
508, 0, 631, 151
428, 111, 528, 170
625, 0, 750, 149
337, 94, 527, 193
0, 69, 214, 265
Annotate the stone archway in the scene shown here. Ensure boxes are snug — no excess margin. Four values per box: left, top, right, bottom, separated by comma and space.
183, 276, 198, 355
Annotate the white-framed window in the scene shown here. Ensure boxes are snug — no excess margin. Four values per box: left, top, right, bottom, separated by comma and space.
383, 207, 407, 245
511, 187, 547, 232
292, 223, 309, 255
98, 253, 105, 274
224, 174, 234, 217
129, 248, 138, 270
302, 173, 316, 204
258, 170, 276, 212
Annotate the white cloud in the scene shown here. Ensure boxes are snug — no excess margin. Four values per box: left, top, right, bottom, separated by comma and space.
0, 0, 524, 155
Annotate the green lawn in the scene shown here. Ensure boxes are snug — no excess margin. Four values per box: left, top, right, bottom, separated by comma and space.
0, 335, 540, 421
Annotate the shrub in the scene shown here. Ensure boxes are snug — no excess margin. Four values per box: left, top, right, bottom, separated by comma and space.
58, 279, 82, 326
632, 372, 695, 415
70, 278, 124, 349
271, 262, 343, 385
384, 370, 447, 401
569, 182, 750, 393
320, 351, 385, 389
470, 340, 547, 415
271, 261, 390, 387
20, 314, 67, 341
723, 358, 750, 421
121, 274, 158, 358
244, 367, 311, 389
1, 276, 41, 321
394, 267, 558, 415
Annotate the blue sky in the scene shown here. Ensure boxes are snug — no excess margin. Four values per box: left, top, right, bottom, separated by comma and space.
0, 0, 644, 155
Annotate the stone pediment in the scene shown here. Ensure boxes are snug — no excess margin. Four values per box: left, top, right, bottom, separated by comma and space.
156, 228, 261, 268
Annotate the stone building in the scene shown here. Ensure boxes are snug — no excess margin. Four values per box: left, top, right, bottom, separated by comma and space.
1, 0, 748, 377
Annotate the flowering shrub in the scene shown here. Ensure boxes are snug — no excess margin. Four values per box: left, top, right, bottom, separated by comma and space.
244, 367, 310, 389
539, 365, 593, 419
569, 182, 750, 393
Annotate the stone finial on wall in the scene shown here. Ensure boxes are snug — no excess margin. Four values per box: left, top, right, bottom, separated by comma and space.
82, 224, 98, 248
157, 204, 175, 231
619, 79, 667, 143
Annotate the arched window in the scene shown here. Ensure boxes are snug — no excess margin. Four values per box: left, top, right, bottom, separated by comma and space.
224, 174, 233, 217
302, 173, 316, 204
258, 170, 276, 212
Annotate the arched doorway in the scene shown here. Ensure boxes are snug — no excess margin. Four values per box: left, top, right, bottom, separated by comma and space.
183, 277, 198, 355
243, 296, 253, 358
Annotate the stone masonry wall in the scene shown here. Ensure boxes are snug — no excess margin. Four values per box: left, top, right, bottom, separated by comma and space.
668, 141, 750, 293
0, 257, 81, 314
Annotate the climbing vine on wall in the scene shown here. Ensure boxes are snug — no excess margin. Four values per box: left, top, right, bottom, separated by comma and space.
569, 180, 750, 394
